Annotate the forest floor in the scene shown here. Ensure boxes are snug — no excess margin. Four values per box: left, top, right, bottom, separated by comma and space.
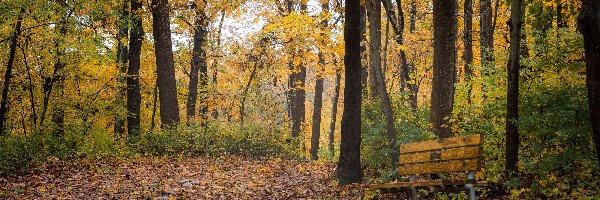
0, 156, 371, 199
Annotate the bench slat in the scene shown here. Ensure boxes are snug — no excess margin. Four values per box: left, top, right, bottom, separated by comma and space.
370, 179, 472, 189
400, 134, 482, 154
400, 146, 483, 164
399, 160, 480, 175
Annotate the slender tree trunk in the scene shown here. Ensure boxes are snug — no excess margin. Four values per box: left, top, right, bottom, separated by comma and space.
211, 11, 226, 120
506, 0, 522, 175
480, 0, 494, 70
328, 70, 341, 157
336, 0, 362, 185
288, 2, 307, 139
360, 3, 368, 87
407, 0, 418, 109
0, 8, 24, 134
188, 3, 208, 126
373, 0, 399, 167
409, 1, 416, 33
127, 0, 143, 137
464, 0, 473, 104
150, 82, 158, 131
431, 0, 457, 139
367, 0, 382, 99
151, 0, 180, 127
49, 1, 69, 136
578, 0, 600, 168
310, 0, 330, 161
21, 41, 37, 132
114, 0, 129, 137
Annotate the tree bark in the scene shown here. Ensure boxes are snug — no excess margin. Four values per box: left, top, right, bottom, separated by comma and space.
506, 0, 522, 175
310, 0, 330, 161
49, 0, 69, 136
0, 8, 24, 134
480, 0, 494, 70
127, 0, 143, 137
288, 2, 307, 138
187, 2, 208, 126
115, 0, 129, 137
367, 0, 382, 99
464, 0, 473, 104
336, 0, 362, 185
328, 70, 341, 157
360, 3, 368, 87
431, 0, 457, 139
151, 0, 180, 127
578, 0, 600, 168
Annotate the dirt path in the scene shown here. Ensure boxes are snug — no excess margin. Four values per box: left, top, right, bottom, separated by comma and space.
0, 156, 367, 199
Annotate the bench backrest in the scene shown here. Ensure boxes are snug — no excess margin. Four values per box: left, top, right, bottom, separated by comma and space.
398, 134, 483, 176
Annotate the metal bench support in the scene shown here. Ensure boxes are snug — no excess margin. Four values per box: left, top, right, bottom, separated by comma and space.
466, 171, 476, 200
410, 175, 418, 200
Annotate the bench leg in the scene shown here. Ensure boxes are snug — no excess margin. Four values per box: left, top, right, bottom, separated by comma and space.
410, 187, 418, 200
410, 175, 418, 200
466, 171, 476, 200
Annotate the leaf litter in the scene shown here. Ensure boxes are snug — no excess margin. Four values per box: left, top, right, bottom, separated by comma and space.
0, 156, 368, 199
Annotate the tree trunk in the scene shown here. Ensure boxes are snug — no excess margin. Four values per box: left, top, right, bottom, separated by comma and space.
150, 82, 158, 131
211, 11, 226, 120
506, 0, 522, 175
431, 0, 457, 139
0, 8, 24, 134
127, 0, 143, 137
578, 0, 600, 169
151, 0, 180, 127
360, 3, 368, 87
310, 0, 330, 161
336, 0, 362, 185
480, 0, 494, 70
187, 3, 208, 126
49, 1, 69, 136
464, 0, 473, 104
329, 70, 341, 157
115, 0, 129, 137
288, 2, 307, 139
367, 0, 382, 99
409, 1, 416, 33
372, 0, 399, 167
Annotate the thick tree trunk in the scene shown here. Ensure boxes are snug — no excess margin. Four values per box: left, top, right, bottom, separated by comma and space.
336, 0, 362, 185
367, 0, 382, 99
114, 1, 129, 137
328, 70, 341, 157
187, 3, 208, 125
0, 8, 24, 134
151, 0, 180, 127
480, 0, 494, 69
127, 0, 143, 137
431, 0, 457, 139
578, 0, 600, 168
310, 0, 330, 161
506, 0, 522, 175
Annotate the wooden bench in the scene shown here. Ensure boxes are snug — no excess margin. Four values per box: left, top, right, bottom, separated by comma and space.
370, 134, 484, 200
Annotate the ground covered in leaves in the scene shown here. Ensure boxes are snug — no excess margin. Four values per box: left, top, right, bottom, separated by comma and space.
0, 156, 369, 199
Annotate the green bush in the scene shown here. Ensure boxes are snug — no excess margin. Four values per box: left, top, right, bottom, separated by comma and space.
0, 121, 294, 175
